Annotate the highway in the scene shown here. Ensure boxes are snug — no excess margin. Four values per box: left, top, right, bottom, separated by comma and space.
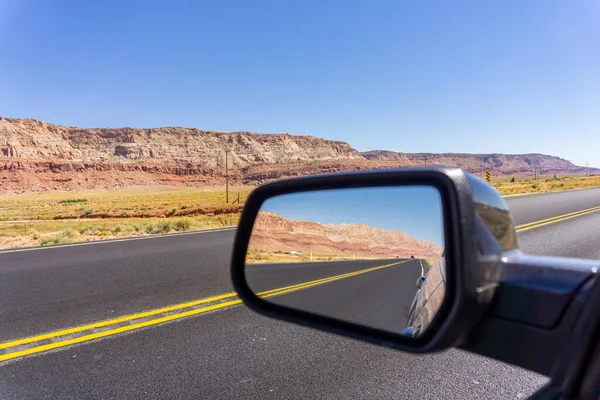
1, 187, 600, 399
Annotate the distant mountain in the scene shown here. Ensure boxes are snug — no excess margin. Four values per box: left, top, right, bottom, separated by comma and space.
362, 151, 590, 176
0, 117, 594, 192
249, 211, 443, 260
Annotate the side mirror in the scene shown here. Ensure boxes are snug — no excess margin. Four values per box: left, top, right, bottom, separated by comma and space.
231, 168, 513, 352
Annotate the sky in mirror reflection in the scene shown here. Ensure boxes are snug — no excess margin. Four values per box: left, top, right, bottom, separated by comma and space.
261, 186, 444, 247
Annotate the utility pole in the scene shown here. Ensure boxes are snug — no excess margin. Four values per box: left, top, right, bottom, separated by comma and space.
586, 163, 590, 177
225, 148, 229, 203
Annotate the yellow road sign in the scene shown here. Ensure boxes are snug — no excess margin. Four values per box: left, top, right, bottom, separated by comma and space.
485, 170, 491, 183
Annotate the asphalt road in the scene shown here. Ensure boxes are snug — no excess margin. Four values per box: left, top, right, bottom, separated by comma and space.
0, 229, 237, 341
246, 259, 422, 334
1, 187, 600, 399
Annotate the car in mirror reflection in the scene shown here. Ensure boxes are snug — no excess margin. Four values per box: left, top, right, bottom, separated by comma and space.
402, 249, 446, 337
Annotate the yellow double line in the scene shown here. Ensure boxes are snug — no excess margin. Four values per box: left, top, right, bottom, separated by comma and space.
0, 260, 407, 362
515, 205, 600, 233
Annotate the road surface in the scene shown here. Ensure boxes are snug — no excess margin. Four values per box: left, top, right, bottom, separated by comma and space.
246, 259, 423, 334
1, 187, 600, 399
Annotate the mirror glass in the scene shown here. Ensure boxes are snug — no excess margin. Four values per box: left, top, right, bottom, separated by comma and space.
244, 186, 446, 338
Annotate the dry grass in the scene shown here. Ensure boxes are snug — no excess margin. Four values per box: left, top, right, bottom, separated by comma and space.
0, 185, 252, 222
0, 186, 249, 249
0, 216, 240, 250
493, 174, 600, 195
245, 249, 393, 264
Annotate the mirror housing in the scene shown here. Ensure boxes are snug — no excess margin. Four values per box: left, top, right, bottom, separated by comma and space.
231, 168, 513, 353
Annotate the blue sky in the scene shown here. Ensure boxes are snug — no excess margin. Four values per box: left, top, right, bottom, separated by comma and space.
1, 0, 598, 167
261, 186, 445, 247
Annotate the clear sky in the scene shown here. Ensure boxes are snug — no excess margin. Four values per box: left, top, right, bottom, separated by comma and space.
261, 186, 445, 247
1, 0, 598, 167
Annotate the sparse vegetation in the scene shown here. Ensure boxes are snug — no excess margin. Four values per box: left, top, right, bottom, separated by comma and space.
245, 248, 393, 264
80, 206, 95, 216
40, 231, 76, 246
493, 174, 600, 195
58, 198, 88, 204
0, 186, 252, 249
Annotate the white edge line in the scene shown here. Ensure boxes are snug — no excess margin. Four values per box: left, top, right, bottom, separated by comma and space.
0, 227, 237, 254
502, 186, 600, 198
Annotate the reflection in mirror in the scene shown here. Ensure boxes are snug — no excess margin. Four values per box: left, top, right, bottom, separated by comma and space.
244, 186, 446, 338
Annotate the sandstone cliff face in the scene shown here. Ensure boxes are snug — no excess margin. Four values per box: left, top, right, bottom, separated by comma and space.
249, 211, 443, 259
0, 116, 593, 192
0, 117, 361, 168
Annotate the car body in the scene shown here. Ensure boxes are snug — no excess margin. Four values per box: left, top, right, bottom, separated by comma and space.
402, 251, 446, 337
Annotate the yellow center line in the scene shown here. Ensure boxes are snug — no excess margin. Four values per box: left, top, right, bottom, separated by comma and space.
0, 260, 407, 362
260, 260, 408, 299
515, 205, 600, 232
0, 299, 243, 362
0, 291, 238, 350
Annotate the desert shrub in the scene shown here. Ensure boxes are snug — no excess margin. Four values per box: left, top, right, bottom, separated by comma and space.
29, 229, 41, 240
144, 220, 173, 235
78, 226, 90, 234
80, 206, 95, 216
63, 228, 77, 238
79, 225, 102, 235
39, 231, 74, 246
173, 217, 193, 231
58, 199, 88, 204
248, 249, 267, 261
180, 204, 189, 210
109, 224, 135, 235
510, 177, 515, 183
132, 224, 143, 233
124, 224, 137, 233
